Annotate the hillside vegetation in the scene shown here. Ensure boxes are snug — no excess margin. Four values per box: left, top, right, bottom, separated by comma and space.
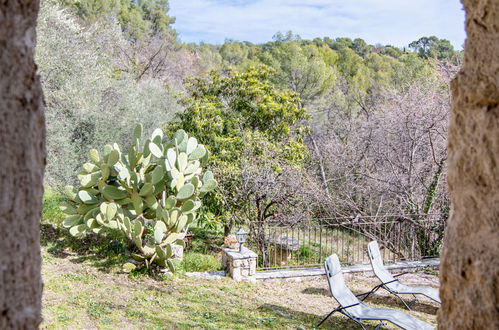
37, 0, 458, 247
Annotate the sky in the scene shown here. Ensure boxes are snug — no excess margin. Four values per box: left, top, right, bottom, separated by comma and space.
168, 0, 466, 49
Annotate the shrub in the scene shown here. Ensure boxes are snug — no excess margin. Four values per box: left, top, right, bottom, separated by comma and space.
60, 125, 217, 272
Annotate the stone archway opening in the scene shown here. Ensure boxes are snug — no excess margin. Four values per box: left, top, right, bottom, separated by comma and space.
0, 0, 497, 328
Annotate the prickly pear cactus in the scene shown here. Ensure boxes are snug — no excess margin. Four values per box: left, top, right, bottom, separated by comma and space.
60, 125, 217, 272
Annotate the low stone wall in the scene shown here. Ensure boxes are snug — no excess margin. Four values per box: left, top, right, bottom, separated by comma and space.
216, 248, 439, 283
255, 258, 440, 281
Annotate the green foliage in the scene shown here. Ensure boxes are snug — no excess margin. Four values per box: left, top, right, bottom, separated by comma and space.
39, 0, 455, 230
409, 36, 457, 62
379, 45, 404, 58
351, 38, 371, 57
180, 252, 221, 272
167, 67, 309, 230
220, 40, 250, 66
170, 66, 308, 166
43, 189, 66, 226
58, 0, 175, 40
186, 226, 224, 254
37, 1, 182, 186
61, 125, 217, 271
298, 246, 312, 258
260, 41, 336, 104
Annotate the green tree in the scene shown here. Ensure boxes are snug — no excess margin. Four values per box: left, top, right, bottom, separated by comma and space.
167, 66, 309, 234
409, 36, 456, 61
379, 45, 404, 58
219, 40, 249, 66
141, 0, 175, 35
326, 37, 352, 50
392, 52, 435, 86
351, 38, 371, 57
58, 0, 175, 41
260, 41, 336, 105
272, 31, 301, 42
36, 1, 182, 186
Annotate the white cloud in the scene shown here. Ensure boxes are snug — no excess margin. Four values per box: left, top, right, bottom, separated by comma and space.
169, 0, 466, 48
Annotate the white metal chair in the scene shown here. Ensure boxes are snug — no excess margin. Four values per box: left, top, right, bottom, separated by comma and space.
359, 241, 441, 310
318, 254, 433, 329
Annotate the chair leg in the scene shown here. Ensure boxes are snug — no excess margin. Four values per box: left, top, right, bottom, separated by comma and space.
382, 286, 413, 310
394, 292, 412, 310
316, 308, 338, 328
340, 311, 367, 330
408, 294, 418, 308
356, 285, 382, 302
374, 321, 386, 330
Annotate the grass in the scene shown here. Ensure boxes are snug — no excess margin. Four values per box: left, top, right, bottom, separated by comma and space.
42, 244, 310, 329
180, 252, 221, 272
41, 237, 439, 329
41, 191, 439, 328
42, 188, 66, 225
187, 225, 225, 254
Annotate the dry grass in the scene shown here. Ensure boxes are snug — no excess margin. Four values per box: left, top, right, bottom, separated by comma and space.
255, 272, 439, 329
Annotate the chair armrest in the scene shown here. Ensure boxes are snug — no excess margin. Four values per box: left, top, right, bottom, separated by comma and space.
381, 278, 399, 285
337, 302, 361, 311
355, 278, 399, 301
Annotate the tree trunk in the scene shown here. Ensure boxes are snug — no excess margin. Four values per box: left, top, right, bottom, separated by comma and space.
0, 0, 45, 328
438, 0, 499, 328
309, 134, 330, 197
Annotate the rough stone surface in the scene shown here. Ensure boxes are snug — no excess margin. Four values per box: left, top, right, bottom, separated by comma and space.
439, 1, 499, 329
0, 0, 45, 328
222, 247, 257, 282
223, 246, 258, 259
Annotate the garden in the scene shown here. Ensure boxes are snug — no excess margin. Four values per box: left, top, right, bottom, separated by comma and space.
41, 203, 440, 328
35, 1, 456, 327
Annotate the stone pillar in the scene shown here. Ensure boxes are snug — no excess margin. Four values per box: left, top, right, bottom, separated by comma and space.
439, 0, 499, 328
0, 0, 45, 327
222, 247, 257, 282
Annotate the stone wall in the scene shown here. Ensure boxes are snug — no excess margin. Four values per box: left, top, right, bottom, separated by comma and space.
438, 0, 499, 328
